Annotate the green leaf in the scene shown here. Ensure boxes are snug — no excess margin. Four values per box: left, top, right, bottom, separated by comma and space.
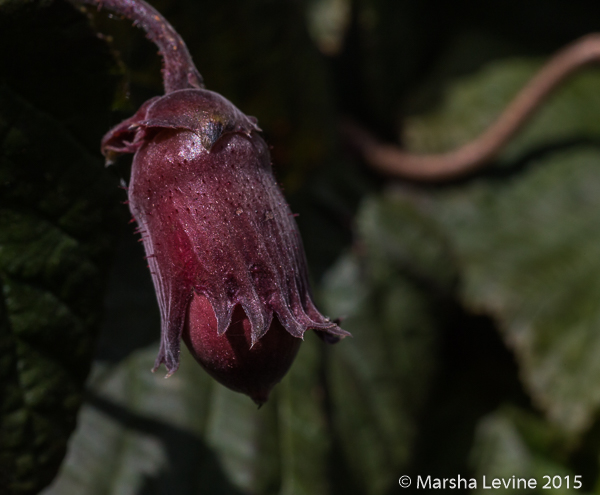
0, 1, 119, 492
43, 346, 241, 495
321, 198, 442, 495
43, 336, 332, 495
356, 194, 458, 292
436, 147, 600, 435
0, 85, 118, 495
470, 407, 581, 495
403, 57, 600, 435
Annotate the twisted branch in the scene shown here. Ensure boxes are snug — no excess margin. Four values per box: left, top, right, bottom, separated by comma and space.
344, 34, 600, 181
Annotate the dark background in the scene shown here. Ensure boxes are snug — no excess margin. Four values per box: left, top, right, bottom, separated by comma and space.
3, 0, 600, 494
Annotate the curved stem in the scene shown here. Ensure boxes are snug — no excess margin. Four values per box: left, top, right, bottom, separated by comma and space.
76, 0, 203, 93
344, 33, 600, 182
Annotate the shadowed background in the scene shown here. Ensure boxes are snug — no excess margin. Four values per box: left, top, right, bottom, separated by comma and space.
3, 0, 600, 493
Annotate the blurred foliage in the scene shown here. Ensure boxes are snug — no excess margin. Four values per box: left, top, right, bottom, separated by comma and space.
4, 0, 600, 494
404, 59, 600, 435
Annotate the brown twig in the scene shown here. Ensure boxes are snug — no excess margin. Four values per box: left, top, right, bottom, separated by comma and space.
343, 33, 600, 182
75, 0, 203, 93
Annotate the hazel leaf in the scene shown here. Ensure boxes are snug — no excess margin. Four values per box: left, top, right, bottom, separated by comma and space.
0, 86, 119, 494
404, 57, 600, 435
470, 407, 577, 495
0, 1, 119, 492
43, 337, 332, 495
322, 248, 439, 495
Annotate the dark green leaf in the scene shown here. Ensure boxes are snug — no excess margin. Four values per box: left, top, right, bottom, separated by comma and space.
356, 194, 458, 292
321, 199, 442, 495
44, 336, 333, 495
0, 1, 119, 492
403, 57, 600, 435
470, 407, 580, 495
